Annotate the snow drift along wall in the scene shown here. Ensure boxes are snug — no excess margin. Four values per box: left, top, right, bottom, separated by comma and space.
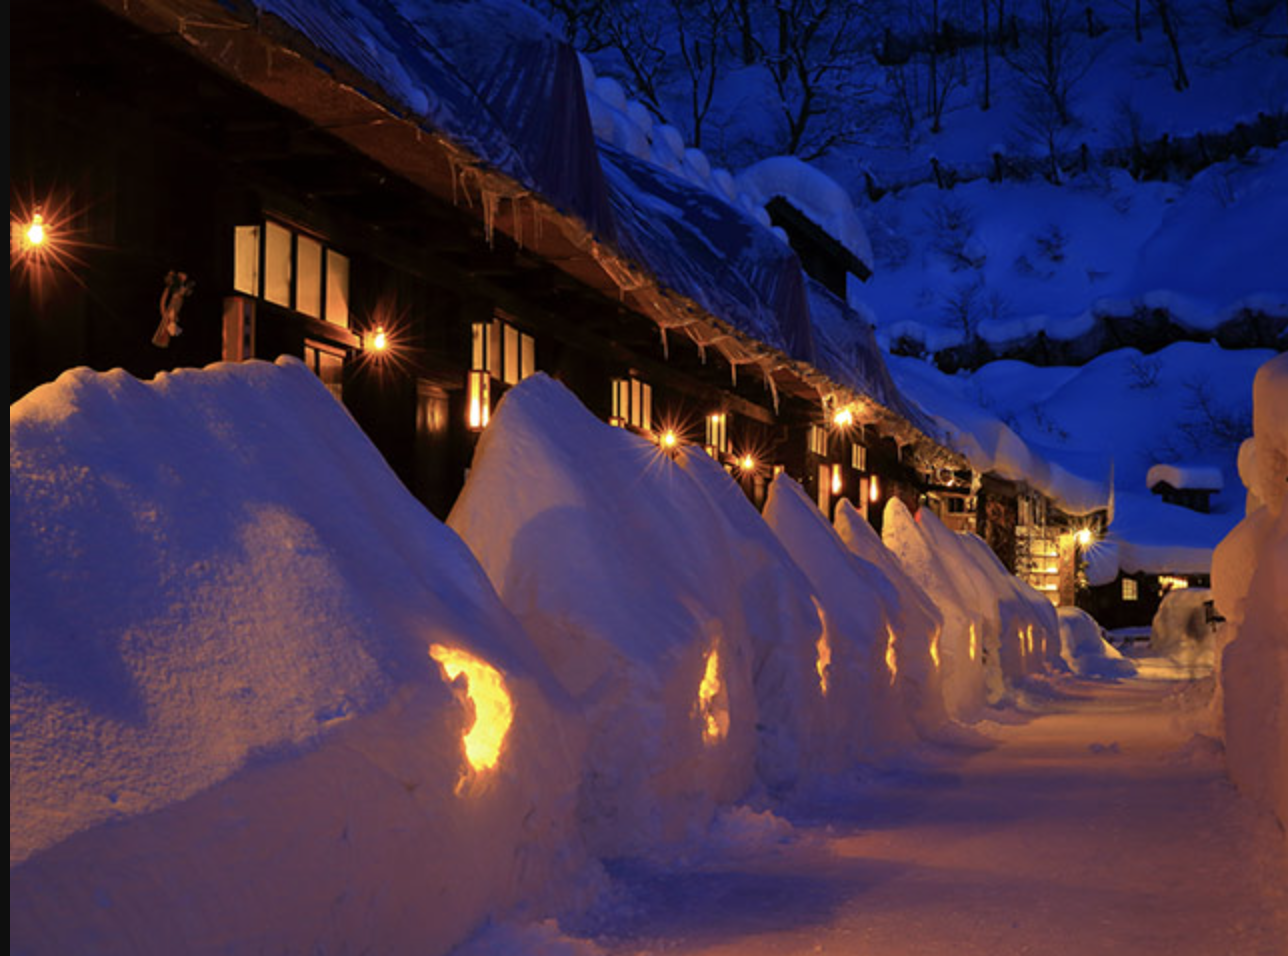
764, 475, 943, 766
449, 375, 832, 855
1212, 351, 1288, 830
880, 499, 1060, 719
9, 360, 588, 956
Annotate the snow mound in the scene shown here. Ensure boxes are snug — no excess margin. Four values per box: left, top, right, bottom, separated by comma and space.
763, 475, 943, 766
1212, 352, 1288, 830
10, 359, 588, 956
448, 374, 827, 856
1150, 588, 1219, 667
1057, 607, 1137, 679
881, 499, 1061, 720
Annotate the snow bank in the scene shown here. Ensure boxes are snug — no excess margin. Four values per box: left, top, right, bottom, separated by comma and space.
763, 475, 943, 766
1212, 352, 1288, 829
448, 375, 828, 856
1150, 588, 1219, 668
880, 499, 1060, 720
1057, 608, 1137, 679
9, 360, 588, 956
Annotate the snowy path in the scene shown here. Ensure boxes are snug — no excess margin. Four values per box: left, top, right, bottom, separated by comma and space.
581, 675, 1288, 956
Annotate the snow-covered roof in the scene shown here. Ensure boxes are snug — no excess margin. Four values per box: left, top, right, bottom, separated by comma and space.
599, 143, 816, 363
736, 156, 875, 277
260, 0, 616, 239
142, 0, 929, 444
1146, 463, 1225, 492
806, 278, 938, 435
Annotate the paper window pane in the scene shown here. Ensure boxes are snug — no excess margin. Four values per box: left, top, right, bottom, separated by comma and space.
233, 225, 260, 296
504, 324, 520, 385
296, 235, 323, 319
521, 333, 535, 380
325, 250, 350, 328
264, 221, 293, 308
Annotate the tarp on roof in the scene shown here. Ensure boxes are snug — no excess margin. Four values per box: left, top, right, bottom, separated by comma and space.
806, 278, 938, 434
598, 143, 817, 364
259, 0, 615, 240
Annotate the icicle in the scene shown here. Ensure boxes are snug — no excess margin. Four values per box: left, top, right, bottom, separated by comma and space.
481, 188, 499, 248
730, 362, 737, 387
659, 326, 669, 359
760, 361, 780, 415
511, 195, 524, 249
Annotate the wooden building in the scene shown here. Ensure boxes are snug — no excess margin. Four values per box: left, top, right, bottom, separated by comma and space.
12, 0, 950, 526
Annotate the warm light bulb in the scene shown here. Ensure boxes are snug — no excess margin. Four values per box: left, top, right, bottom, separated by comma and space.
1075, 528, 1093, 547
869, 475, 881, 503
833, 407, 853, 428
371, 326, 388, 352
26, 214, 46, 248
661, 430, 678, 449
741, 454, 756, 473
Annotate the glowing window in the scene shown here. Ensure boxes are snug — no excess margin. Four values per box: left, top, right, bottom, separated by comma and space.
851, 443, 867, 471
233, 221, 350, 329
263, 221, 293, 308
611, 377, 653, 431
706, 412, 729, 455
1123, 578, 1139, 601
475, 316, 534, 387
233, 225, 260, 296
295, 235, 323, 319
808, 425, 828, 457
325, 250, 350, 327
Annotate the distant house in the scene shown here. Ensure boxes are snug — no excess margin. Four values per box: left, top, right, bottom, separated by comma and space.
1146, 464, 1224, 513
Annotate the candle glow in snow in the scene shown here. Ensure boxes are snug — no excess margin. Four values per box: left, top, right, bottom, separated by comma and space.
812, 597, 832, 697
429, 644, 513, 771
697, 648, 729, 744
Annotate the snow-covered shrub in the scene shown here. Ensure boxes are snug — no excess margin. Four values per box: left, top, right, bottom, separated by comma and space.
1150, 588, 1219, 667
9, 360, 589, 956
1212, 352, 1288, 830
1058, 607, 1138, 678
924, 196, 979, 271
448, 375, 827, 856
